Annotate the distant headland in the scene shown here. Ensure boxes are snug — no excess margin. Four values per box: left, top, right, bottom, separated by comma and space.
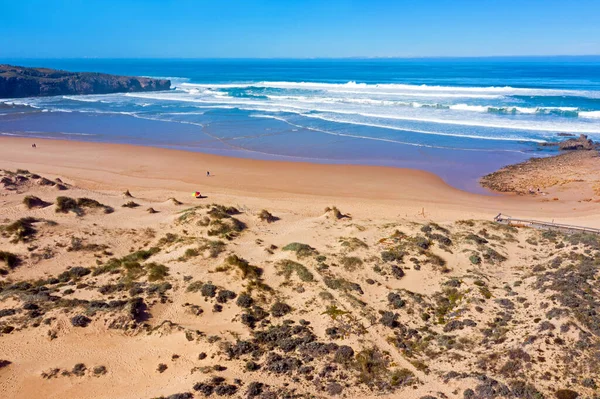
0, 65, 171, 98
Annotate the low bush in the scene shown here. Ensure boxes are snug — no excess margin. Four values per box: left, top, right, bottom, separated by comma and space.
56, 196, 80, 215
276, 259, 314, 282
3, 217, 38, 242
341, 256, 363, 271
122, 201, 140, 208
207, 218, 246, 240
0, 251, 20, 269
282, 242, 315, 258
23, 195, 51, 209
381, 248, 405, 263
258, 209, 278, 223
76, 198, 114, 214
225, 255, 262, 279
70, 315, 91, 327
146, 262, 169, 281
270, 301, 292, 317
198, 240, 226, 258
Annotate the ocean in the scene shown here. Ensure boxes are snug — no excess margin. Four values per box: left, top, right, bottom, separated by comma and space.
1, 58, 599, 192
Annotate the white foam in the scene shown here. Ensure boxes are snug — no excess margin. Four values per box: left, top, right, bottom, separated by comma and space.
450, 104, 489, 112
180, 81, 600, 99
125, 91, 600, 134
580, 111, 600, 119
300, 113, 547, 143
63, 96, 101, 102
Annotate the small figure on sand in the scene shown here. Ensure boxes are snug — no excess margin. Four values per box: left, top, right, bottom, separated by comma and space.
32, 143, 36, 148
206, 171, 210, 177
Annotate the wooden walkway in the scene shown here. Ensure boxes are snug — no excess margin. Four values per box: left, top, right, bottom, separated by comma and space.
493, 213, 600, 235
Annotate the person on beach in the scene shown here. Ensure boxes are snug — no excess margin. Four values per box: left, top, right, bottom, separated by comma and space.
207, 171, 210, 177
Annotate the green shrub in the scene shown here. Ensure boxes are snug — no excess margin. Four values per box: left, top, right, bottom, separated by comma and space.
183, 248, 200, 258
390, 368, 415, 386
341, 256, 363, 271
381, 248, 405, 263
198, 240, 226, 258
207, 204, 239, 219
146, 262, 169, 281
282, 242, 315, 258
186, 281, 204, 293
276, 259, 314, 282
3, 217, 38, 242
76, 198, 114, 214
354, 348, 389, 384
207, 218, 246, 240
341, 237, 368, 251
55, 196, 81, 215
122, 247, 160, 262
157, 233, 178, 246
225, 255, 262, 279
23, 195, 50, 209
469, 253, 482, 265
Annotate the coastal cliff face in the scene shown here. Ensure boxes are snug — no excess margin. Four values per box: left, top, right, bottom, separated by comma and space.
0, 65, 171, 98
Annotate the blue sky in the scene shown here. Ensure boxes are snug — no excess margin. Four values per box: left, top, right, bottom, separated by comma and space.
1, 0, 599, 58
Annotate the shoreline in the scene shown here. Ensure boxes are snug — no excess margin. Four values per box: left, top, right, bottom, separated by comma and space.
1, 136, 599, 226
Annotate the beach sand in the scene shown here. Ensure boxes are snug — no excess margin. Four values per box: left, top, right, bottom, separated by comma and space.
1, 137, 599, 225
1, 137, 599, 398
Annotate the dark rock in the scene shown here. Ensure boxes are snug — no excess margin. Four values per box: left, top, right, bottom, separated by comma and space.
559, 134, 596, 151
0, 64, 171, 98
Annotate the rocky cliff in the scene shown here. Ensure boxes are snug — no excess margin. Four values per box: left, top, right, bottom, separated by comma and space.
0, 65, 171, 98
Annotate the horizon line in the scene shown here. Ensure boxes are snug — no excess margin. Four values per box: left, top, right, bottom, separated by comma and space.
2, 54, 600, 61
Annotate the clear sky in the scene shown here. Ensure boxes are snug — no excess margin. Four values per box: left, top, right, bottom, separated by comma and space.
1, 0, 599, 58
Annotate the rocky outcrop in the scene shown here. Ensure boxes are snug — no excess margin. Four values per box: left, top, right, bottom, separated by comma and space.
540, 134, 597, 151
558, 134, 596, 151
0, 65, 170, 98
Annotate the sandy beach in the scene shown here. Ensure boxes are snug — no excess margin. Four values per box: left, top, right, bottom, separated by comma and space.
1, 136, 600, 399
1, 137, 599, 225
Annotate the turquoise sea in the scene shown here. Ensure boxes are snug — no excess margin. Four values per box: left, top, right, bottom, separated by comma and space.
1, 58, 599, 192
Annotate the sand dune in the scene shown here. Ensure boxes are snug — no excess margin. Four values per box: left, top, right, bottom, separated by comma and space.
1, 137, 599, 399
